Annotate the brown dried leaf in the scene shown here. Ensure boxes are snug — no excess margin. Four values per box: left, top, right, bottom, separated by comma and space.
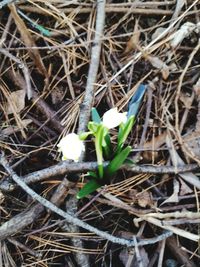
144, 132, 167, 150
193, 77, 200, 96
124, 19, 140, 54
138, 191, 154, 208
51, 87, 65, 105
142, 131, 167, 162
9, 4, 47, 76
6, 90, 26, 115
129, 189, 155, 208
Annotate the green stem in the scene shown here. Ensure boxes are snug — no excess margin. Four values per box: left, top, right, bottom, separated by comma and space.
95, 129, 104, 178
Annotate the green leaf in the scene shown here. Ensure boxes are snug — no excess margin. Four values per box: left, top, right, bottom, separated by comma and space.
87, 171, 98, 178
77, 179, 101, 199
79, 131, 92, 140
106, 146, 132, 176
97, 164, 103, 179
92, 108, 101, 123
118, 124, 124, 141
88, 121, 98, 133
117, 116, 135, 151
102, 134, 112, 159
95, 125, 105, 178
101, 129, 109, 147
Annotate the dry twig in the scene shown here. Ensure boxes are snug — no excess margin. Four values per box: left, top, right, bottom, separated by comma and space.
0, 161, 198, 192
0, 153, 173, 247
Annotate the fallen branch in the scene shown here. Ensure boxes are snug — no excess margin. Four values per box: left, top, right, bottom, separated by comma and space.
0, 153, 172, 247
0, 161, 198, 192
0, 203, 44, 241
62, 1, 106, 265
78, 0, 105, 134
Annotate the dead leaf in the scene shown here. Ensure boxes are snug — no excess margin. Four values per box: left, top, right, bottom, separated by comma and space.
0, 119, 32, 139
183, 131, 200, 158
51, 87, 65, 105
146, 55, 169, 79
179, 92, 194, 109
161, 179, 179, 205
124, 19, 140, 54
193, 77, 200, 96
129, 189, 155, 208
137, 190, 154, 208
179, 178, 193, 195
134, 247, 149, 267
119, 247, 149, 267
9, 4, 47, 76
6, 90, 26, 115
144, 132, 167, 150
166, 134, 200, 189
152, 27, 167, 41
179, 172, 200, 190
142, 131, 167, 162
170, 22, 196, 48
119, 248, 135, 267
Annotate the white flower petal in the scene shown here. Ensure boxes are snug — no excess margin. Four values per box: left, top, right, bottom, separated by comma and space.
102, 108, 127, 129
57, 133, 85, 161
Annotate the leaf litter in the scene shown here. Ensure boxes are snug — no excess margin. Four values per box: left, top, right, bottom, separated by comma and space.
0, 1, 200, 266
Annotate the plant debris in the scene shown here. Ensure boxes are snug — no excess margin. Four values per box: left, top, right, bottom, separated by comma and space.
0, 1, 200, 266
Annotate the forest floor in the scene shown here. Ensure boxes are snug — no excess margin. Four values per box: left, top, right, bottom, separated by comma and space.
0, 1, 200, 266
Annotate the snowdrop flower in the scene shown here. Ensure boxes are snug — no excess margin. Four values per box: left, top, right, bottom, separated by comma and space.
102, 108, 127, 129
57, 133, 85, 162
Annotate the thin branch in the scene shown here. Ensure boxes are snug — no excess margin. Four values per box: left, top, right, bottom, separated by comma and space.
19, 6, 200, 16
0, 0, 20, 9
0, 153, 172, 247
0, 203, 44, 240
0, 161, 198, 192
78, 0, 105, 134
65, 1, 106, 265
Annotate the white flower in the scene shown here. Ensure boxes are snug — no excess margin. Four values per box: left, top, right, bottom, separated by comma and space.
57, 133, 85, 162
102, 108, 127, 129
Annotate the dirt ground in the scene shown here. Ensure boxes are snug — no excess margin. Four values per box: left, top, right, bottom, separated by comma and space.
0, 1, 200, 266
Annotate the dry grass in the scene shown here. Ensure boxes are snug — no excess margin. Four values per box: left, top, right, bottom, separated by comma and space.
0, 1, 200, 266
